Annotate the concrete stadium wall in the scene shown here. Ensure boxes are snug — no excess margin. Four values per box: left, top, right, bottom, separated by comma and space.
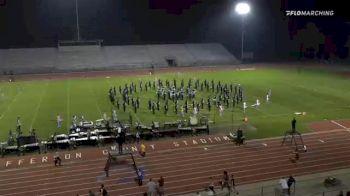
0, 43, 239, 74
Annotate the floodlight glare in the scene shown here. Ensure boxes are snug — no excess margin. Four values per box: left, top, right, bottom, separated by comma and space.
235, 2, 250, 15
235, 2, 250, 61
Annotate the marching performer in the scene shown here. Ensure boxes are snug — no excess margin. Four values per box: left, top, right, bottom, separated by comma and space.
219, 104, 224, 117
56, 114, 63, 128
243, 102, 247, 113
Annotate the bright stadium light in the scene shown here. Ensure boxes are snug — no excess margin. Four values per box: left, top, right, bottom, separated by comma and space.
235, 2, 250, 15
235, 2, 250, 61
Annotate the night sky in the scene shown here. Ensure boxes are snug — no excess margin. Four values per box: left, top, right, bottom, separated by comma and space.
0, 0, 349, 60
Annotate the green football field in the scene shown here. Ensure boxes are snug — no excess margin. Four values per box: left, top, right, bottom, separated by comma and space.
0, 67, 349, 141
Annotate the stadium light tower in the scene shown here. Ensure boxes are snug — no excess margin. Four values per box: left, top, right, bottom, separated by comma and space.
75, 0, 81, 41
235, 2, 250, 61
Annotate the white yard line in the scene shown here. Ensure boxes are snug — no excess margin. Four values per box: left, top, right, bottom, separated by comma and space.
250, 105, 269, 115
86, 80, 102, 116
0, 90, 21, 120
66, 81, 71, 129
331, 120, 349, 129
29, 82, 49, 130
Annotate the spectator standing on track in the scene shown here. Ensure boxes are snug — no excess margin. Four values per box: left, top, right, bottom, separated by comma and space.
208, 177, 216, 195
140, 143, 146, 157
146, 178, 157, 196
157, 176, 165, 196
287, 176, 296, 195
231, 174, 239, 195
221, 171, 230, 191
116, 128, 125, 154
279, 177, 289, 196
291, 117, 296, 132
54, 151, 62, 166
137, 168, 145, 186
99, 184, 108, 196
88, 190, 95, 196
104, 156, 111, 177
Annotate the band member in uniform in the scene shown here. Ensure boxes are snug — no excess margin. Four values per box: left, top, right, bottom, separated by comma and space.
243, 102, 247, 113
219, 104, 224, 117
56, 114, 63, 128
16, 116, 22, 135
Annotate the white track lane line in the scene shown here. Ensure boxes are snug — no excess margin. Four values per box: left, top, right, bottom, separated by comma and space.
331, 120, 349, 130
3, 137, 350, 194
39, 158, 350, 196
0, 129, 347, 177
1, 141, 350, 191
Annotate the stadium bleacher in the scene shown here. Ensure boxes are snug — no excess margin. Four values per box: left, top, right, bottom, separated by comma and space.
0, 43, 239, 74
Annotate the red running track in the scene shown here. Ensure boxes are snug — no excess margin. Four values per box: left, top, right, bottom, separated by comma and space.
1, 127, 350, 195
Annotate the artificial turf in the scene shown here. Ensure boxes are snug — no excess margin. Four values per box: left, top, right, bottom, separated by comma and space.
0, 67, 349, 141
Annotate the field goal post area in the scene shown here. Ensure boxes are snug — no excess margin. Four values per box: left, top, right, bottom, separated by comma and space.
107, 150, 141, 184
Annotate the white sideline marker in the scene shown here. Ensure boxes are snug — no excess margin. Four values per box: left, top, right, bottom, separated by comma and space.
318, 139, 325, 143
331, 120, 348, 129
330, 120, 350, 132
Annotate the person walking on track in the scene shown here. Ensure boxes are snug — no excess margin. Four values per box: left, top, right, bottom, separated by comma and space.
291, 117, 296, 132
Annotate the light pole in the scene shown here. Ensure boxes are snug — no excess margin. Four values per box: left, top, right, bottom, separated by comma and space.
235, 2, 250, 61
75, 0, 81, 41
